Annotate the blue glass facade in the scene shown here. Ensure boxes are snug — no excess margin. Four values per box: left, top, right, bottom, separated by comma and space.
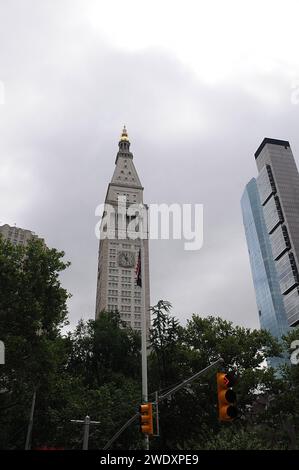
241, 178, 289, 368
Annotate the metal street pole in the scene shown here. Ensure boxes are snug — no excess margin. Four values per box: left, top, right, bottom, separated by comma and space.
71, 415, 100, 450
140, 219, 149, 450
83, 415, 90, 450
155, 391, 160, 437
25, 387, 37, 450
140, 241, 148, 403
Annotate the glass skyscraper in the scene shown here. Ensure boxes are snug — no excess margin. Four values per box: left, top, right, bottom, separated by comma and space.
241, 178, 289, 368
255, 138, 299, 327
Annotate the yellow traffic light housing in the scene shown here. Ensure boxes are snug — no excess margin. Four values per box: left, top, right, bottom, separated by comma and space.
139, 402, 153, 435
217, 372, 238, 422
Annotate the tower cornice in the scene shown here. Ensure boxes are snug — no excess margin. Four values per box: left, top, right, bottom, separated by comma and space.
254, 138, 290, 160
109, 182, 144, 190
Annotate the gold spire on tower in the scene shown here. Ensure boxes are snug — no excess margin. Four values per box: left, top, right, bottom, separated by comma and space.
120, 125, 129, 141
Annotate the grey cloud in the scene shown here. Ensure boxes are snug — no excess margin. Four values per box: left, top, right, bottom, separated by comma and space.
1, 1, 299, 330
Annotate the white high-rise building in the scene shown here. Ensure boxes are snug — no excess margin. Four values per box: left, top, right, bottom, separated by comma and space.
95, 127, 150, 332
0, 224, 43, 247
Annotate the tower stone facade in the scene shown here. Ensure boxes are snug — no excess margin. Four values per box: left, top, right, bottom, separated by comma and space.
95, 127, 150, 333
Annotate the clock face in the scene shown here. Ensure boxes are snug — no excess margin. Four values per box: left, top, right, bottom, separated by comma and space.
118, 251, 135, 268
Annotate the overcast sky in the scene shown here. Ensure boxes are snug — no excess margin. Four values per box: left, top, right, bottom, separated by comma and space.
1, 0, 299, 330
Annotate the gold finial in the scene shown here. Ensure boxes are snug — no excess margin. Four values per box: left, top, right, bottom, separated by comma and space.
120, 125, 129, 141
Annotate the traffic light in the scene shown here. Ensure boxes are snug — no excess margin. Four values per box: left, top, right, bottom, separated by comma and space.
139, 402, 153, 435
217, 372, 238, 422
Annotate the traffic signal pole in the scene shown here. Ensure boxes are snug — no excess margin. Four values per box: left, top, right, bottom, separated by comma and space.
140, 238, 149, 450
103, 357, 224, 450
159, 357, 224, 401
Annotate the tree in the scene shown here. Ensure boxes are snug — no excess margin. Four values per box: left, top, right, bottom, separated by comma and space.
150, 300, 188, 387
251, 326, 299, 450
0, 236, 70, 449
148, 305, 284, 449
67, 312, 141, 388
64, 312, 143, 449
0, 235, 144, 449
1, 239, 298, 452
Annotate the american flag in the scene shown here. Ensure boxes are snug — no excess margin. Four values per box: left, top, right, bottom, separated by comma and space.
135, 249, 142, 287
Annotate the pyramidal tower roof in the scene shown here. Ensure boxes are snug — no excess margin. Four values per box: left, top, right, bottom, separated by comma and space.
110, 126, 142, 188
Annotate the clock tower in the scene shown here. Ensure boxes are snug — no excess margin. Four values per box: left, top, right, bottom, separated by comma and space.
95, 127, 150, 333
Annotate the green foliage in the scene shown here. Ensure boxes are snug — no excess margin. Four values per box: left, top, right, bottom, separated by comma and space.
197, 427, 286, 450
0, 237, 71, 448
1, 237, 299, 450
67, 312, 141, 388
149, 305, 298, 450
150, 300, 189, 389
184, 314, 282, 371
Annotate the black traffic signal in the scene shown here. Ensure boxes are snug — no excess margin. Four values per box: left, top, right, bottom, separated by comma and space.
139, 402, 153, 435
217, 372, 238, 422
